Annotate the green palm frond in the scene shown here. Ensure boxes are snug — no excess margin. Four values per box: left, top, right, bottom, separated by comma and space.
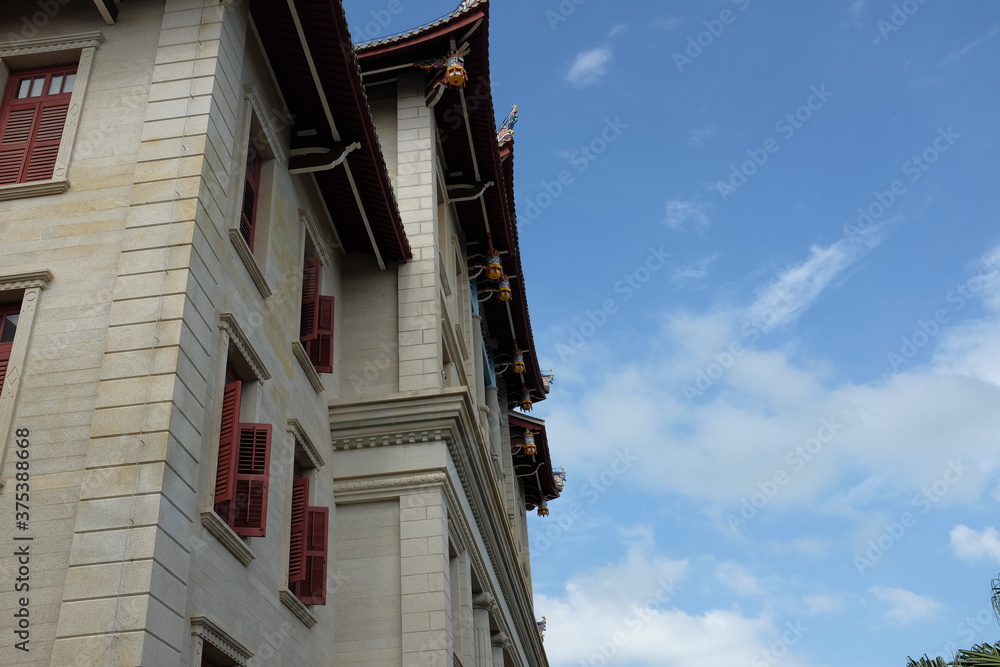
953, 642, 1000, 667
907, 655, 949, 667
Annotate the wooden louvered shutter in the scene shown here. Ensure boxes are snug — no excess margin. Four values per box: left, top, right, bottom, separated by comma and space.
288, 477, 309, 583
231, 423, 272, 537
239, 144, 261, 250
213, 380, 242, 508
0, 66, 74, 185
0, 343, 10, 397
296, 507, 329, 605
300, 261, 321, 339
307, 296, 335, 373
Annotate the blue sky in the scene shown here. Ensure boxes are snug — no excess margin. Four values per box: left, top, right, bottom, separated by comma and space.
344, 1, 1000, 665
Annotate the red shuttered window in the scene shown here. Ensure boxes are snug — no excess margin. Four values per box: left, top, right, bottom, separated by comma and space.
290, 506, 329, 605
0, 65, 76, 185
300, 261, 334, 373
0, 302, 20, 397
239, 144, 261, 250
288, 477, 309, 583
213, 379, 272, 537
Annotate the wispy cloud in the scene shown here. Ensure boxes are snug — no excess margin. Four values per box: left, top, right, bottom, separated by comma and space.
688, 125, 719, 146
950, 525, 1000, 563
609, 24, 627, 38
745, 226, 885, 332
935, 21, 1000, 73
664, 199, 711, 231
868, 586, 941, 626
671, 254, 720, 282
566, 46, 613, 88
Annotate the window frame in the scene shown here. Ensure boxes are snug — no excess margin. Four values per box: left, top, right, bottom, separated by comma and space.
200, 314, 272, 564
0, 271, 52, 489
0, 32, 103, 201
227, 85, 285, 299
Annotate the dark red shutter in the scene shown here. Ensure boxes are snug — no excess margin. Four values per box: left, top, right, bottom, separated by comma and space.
288, 477, 309, 583
239, 145, 261, 250
306, 296, 335, 373
231, 423, 271, 537
0, 66, 75, 185
0, 343, 10, 397
296, 507, 329, 605
300, 261, 321, 339
213, 380, 242, 507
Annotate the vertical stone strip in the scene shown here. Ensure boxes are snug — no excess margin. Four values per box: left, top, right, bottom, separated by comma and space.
395, 73, 441, 393
49, 1, 225, 665
399, 487, 450, 666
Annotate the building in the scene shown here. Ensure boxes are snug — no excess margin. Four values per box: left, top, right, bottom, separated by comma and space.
0, 0, 560, 665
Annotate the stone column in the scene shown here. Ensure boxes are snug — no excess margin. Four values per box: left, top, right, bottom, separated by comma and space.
491, 631, 512, 667
473, 592, 498, 667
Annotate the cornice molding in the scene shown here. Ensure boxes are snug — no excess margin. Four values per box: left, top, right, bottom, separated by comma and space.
0, 179, 70, 201
0, 31, 104, 58
287, 418, 325, 469
243, 84, 286, 164
200, 511, 255, 566
300, 208, 334, 270
0, 270, 53, 292
190, 615, 253, 665
219, 313, 271, 381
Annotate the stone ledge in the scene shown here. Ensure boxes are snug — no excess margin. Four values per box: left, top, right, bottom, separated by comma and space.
228, 229, 272, 299
0, 179, 70, 201
200, 511, 254, 565
292, 340, 324, 393
279, 589, 318, 628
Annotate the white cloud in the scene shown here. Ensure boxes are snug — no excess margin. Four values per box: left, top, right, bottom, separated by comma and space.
608, 24, 627, 37
746, 225, 886, 333
566, 46, 613, 88
950, 525, 1000, 563
803, 593, 845, 615
542, 244, 1000, 521
665, 199, 711, 231
868, 586, 941, 625
672, 254, 720, 282
714, 562, 763, 596
536, 537, 814, 667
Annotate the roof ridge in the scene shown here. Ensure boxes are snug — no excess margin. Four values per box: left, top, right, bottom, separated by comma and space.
354, 0, 487, 49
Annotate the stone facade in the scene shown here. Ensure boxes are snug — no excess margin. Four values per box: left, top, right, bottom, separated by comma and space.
0, 1, 557, 665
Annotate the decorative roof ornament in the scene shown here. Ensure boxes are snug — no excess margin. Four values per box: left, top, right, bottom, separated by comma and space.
513, 349, 525, 374
497, 275, 512, 302
520, 391, 533, 411
536, 616, 547, 638
541, 369, 555, 393
553, 467, 567, 491
497, 105, 518, 147
416, 50, 468, 89
537, 500, 549, 518
523, 431, 537, 456
486, 247, 503, 280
